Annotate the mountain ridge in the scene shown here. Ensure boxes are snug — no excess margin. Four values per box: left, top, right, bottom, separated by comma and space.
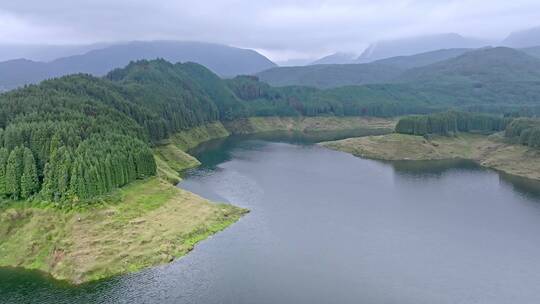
0, 40, 276, 91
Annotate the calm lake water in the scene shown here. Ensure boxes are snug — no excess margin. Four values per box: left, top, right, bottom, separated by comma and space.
3, 132, 540, 304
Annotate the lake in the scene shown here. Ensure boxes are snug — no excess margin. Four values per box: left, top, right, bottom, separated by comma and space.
3, 132, 540, 303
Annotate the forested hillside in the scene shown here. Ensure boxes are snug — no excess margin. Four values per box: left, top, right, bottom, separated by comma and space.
0, 60, 250, 203
395, 111, 540, 150
0, 75, 157, 201
395, 112, 511, 136
256, 62, 403, 89
371, 48, 471, 69
505, 118, 540, 148
258, 47, 540, 116
396, 47, 540, 83
256, 46, 540, 102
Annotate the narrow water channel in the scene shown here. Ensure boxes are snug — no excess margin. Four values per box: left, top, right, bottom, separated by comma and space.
3, 132, 540, 304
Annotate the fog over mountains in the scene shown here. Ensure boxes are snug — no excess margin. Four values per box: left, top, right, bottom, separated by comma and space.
303, 26, 540, 65
356, 33, 488, 63
257, 46, 540, 88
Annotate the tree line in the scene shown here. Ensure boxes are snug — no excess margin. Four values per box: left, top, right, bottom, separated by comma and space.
395, 111, 512, 136
504, 118, 540, 148
395, 112, 540, 151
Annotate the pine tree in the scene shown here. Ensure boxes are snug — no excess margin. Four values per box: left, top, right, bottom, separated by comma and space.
49, 133, 62, 159
0, 148, 8, 197
5, 147, 24, 200
21, 147, 39, 199
69, 158, 86, 200
55, 147, 72, 198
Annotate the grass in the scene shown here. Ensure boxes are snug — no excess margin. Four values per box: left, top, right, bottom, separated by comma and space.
321, 132, 540, 181
321, 133, 475, 161
224, 116, 396, 135
154, 144, 201, 184
0, 177, 247, 284
168, 122, 230, 151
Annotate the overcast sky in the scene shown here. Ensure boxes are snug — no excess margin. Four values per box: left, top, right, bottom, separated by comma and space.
1, 0, 540, 61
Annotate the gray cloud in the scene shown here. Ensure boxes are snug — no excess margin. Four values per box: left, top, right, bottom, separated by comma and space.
1, 0, 540, 60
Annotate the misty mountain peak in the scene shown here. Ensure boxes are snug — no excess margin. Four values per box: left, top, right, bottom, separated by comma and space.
502, 26, 540, 48
358, 33, 488, 62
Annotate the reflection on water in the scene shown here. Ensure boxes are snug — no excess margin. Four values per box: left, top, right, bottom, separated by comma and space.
188, 128, 390, 170
389, 159, 483, 178
389, 158, 540, 200
499, 172, 540, 200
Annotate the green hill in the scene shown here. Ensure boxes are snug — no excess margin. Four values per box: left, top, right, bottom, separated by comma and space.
397, 47, 540, 84
257, 47, 540, 90
256, 48, 472, 89
256, 62, 404, 88
372, 48, 471, 69
521, 46, 540, 59
0, 59, 249, 203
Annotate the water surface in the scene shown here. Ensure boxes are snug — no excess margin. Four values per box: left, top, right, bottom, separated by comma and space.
3, 133, 540, 303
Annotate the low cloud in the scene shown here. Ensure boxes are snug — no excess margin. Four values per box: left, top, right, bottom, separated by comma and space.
1, 0, 540, 60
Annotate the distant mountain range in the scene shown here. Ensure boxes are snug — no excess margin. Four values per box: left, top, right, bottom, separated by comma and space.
4, 26, 540, 92
396, 47, 540, 84
303, 33, 488, 66
255, 61, 403, 88
0, 41, 276, 91
306, 26, 540, 66
0, 43, 113, 62
257, 48, 472, 88
258, 46, 540, 88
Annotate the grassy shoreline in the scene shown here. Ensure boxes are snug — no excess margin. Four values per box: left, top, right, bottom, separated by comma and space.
321, 133, 540, 181
0, 178, 247, 284
224, 116, 396, 135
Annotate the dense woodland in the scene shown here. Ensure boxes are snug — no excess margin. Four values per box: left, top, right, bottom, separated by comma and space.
395, 112, 540, 151
395, 112, 512, 136
2, 50, 540, 203
504, 118, 540, 148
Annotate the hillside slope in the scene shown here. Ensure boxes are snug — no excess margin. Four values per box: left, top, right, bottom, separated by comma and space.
372, 48, 471, 69
397, 47, 540, 83
256, 62, 404, 88
310, 52, 357, 65
256, 48, 471, 88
